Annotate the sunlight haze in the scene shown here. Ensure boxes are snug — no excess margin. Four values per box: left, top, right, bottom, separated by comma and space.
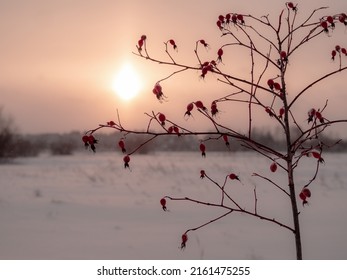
1, 0, 346, 136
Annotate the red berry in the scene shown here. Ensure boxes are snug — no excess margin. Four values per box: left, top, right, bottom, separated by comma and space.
211, 101, 218, 116
311, 151, 324, 163
267, 79, 274, 89
299, 189, 310, 206
118, 140, 126, 153
280, 51, 287, 60
279, 107, 285, 119
195, 100, 206, 111
218, 15, 225, 22
217, 48, 224, 61
169, 39, 177, 50
199, 39, 208, 48
200, 170, 206, 179
341, 48, 347, 55
339, 13, 347, 23
160, 198, 167, 211
321, 21, 328, 32
287, 2, 294, 9
199, 143, 206, 157
216, 20, 223, 29
123, 155, 130, 168
327, 16, 334, 24
141, 35, 147, 41
223, 134, 228, 142
237, 14, 244, 24
270, 162, 277, 172
229, 173, 240, 181
185, 102, 194, 117
84, 135, 97, 152
158, 113, 166, 125
331, 50, 337, 60
152, 83, 165, 101
273, 82, 281, 91
181, 233, 188, 249
173, 126, 180, 135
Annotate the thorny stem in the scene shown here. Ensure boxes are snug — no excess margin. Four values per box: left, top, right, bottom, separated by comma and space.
166, 196, 294, 233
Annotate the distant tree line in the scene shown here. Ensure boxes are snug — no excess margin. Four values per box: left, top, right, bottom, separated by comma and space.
0, 107, 346, 162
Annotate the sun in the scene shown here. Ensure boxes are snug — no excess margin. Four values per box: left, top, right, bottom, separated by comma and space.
112, 63, 142, 101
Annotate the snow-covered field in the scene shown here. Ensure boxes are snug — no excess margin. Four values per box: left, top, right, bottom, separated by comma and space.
0, 151, 346, 260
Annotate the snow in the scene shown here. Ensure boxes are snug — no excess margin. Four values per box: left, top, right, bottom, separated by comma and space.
0, 151, 346, 260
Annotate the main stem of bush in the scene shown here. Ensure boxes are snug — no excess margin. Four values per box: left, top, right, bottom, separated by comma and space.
282, 72, 302, 260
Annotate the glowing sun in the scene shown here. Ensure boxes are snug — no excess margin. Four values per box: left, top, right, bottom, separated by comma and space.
112, 63, 142, 101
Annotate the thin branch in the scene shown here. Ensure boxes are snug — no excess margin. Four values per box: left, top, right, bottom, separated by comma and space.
289, 66, 347, 109
252, 173, 290, 196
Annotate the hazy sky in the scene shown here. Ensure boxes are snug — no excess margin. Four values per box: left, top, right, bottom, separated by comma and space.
1, 0, 346, 137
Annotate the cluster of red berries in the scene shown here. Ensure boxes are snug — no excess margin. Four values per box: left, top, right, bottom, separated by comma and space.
107, 121, 116, 126
200, 60, 216, 79
307, 108, 325, 124
331, 45, 347, 60
185, 100, 219, 117
321, 13, 347, 33
216, 13, 245, 29
167, 125, 180, 136
82, 134, 98, 152
157, 112, 180, 134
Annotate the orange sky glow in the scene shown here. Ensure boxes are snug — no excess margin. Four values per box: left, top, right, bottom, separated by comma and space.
1, 0, 346, 137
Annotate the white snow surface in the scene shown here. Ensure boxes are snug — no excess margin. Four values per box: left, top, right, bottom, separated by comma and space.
0, 151, 346, 260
